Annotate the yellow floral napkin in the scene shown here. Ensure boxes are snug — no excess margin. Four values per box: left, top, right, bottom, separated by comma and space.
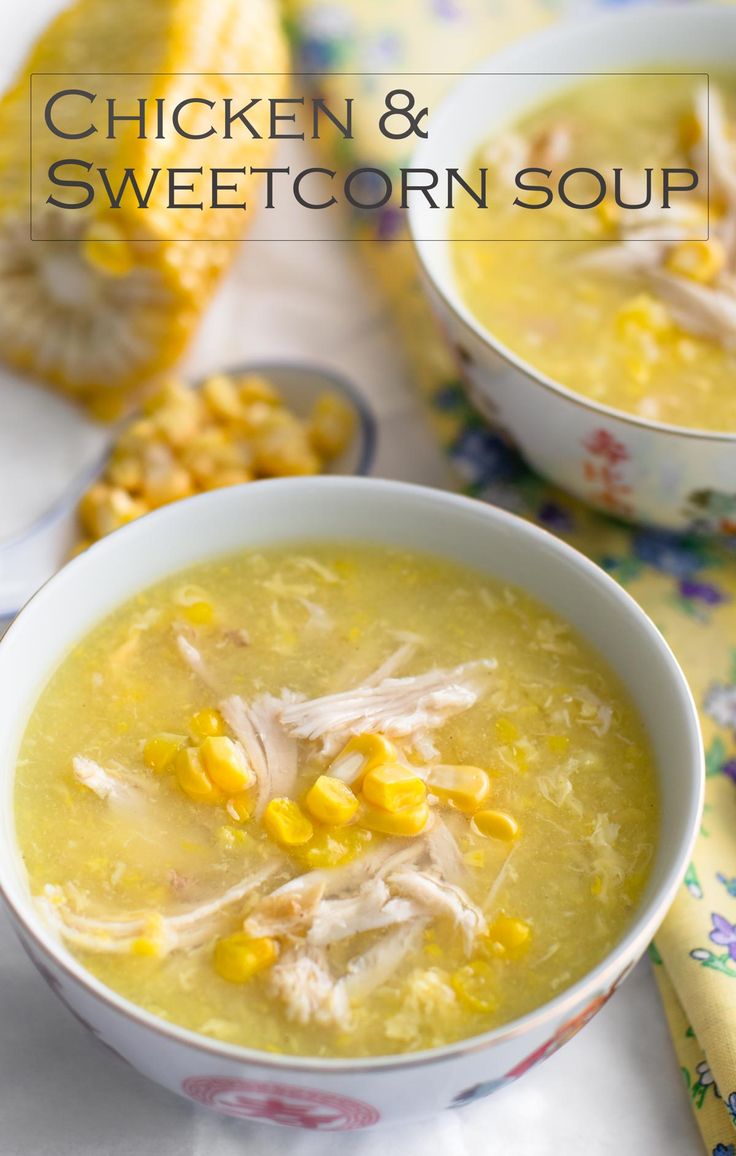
286, 1, 736, 1151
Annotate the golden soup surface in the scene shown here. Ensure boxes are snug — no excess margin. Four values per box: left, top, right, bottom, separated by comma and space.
15, 543, 657, 1057
453, 74, 736, 432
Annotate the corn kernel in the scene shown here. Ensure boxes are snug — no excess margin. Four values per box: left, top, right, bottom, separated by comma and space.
297, 827, 373, 869
189, 708, 225, 739
144, 464, 194, 510
451, 959, 497, 1013
237, 374, 280, 405
263, 797, 313, 847
495, 717, 520, 743
616, 293, 671, 339
202, 373, 244, 421
213, 932, 279, 983
665, 238, 726, 285
362, 764, 427, 813
328, 733, 398, 787
217, 825, 247, 850
201, 468, 253, 491
679, 110, 702, 149
78, 483, 147, 540
200, 736, 254, 794
254, 422, 320, 477
547, 735, 570, 754
426, 764, 490, 812
131, 937, 161, 957
305, 775, 359, 826
226, 793, 252, 823
82, 220, 134, 278
143, 732, 187, 773
358, 800, 430, 837
472, 810, 519, 842
487, 914, 531, 953
309, 392, 355, 459
175, 747, 223, 804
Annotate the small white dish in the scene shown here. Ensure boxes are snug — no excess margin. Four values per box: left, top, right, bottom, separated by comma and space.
0, 363, 376, 623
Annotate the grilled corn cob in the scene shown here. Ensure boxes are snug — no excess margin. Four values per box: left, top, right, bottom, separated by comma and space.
0, 0, 287, 409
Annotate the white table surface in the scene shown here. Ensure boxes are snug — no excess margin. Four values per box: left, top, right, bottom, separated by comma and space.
0, 5, 702, 1153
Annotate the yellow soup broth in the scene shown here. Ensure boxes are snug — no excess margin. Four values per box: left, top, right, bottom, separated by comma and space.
452, 74, 736, 432
15, 543, 658, 1057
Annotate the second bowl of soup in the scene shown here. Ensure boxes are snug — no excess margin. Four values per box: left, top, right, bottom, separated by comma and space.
410, 4, 736, 532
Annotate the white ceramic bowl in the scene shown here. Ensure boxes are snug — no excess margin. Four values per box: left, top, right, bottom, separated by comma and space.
0, 478, 702, 1130
409, 4, 736, 533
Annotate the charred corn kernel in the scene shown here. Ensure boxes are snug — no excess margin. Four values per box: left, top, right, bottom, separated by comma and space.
362, 764, 427, 813
472, 809, 520, 842
214, 933, 279, 983
297, 826, 373, 869
226, 793, 252, 823
665, 238, 726, 285
183, 600, 215, 626
175, 747, 223, 805
143, 732, 187, 773
200, 736, 254, 794
547, 734, 570, 754
189, 708, 225, 739
328, 733, 399, 787
238, 374, 280, 405
487, 914, 531, 953
426, 764, 490, 812
263, 797, 313, 847
202, 373, 244, 420
305, 775, 359, 826
495, 717, 519, 742
451, 959, 497, 1013
358, 800, 430, 837
309, 393, 355, 458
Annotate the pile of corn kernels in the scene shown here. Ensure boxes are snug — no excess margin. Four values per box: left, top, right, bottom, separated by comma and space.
77, 372, 355, 546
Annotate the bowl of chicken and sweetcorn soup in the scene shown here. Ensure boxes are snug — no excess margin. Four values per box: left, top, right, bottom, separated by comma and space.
410, 4, 736, 532
0, 478, 701, 1129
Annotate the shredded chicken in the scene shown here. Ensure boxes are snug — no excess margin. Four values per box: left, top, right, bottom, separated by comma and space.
269, 945, 351, 1028
426, 816, 466, 884
343, 919, 428, 1002
279, 659, 496, 759
388, 869, 487, 954
360, 640, 418, 688
71, 756, 145, 810
38, 861, 281, 956
220, 692, 301, 816
244, 877, 325, 939
175, 634, 218, 690
648, 270, 736, 347
307, 878, 418, 947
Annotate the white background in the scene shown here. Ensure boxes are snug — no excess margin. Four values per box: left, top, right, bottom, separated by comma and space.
0, 4, 701, 1152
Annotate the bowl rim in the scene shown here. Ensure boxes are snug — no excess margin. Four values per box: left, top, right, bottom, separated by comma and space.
408, 1, 736, 445
0, 476, 704, 1074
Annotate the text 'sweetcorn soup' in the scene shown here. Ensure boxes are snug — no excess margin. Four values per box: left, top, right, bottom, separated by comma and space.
453, 74, 736, 432
15, 543, 658, 1057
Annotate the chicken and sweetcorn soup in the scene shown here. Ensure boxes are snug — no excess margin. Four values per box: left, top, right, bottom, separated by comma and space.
15, 544, 657, 1057
453, 74, 736, 431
